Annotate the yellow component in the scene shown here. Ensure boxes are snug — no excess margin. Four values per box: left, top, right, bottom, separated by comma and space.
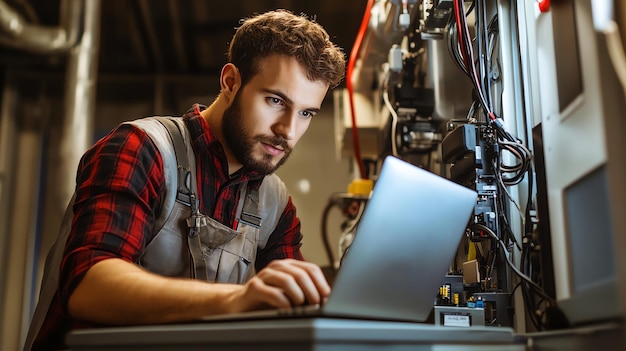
468, 241, 477, 261
347, 179, 374, 195
453, 293, 459, 305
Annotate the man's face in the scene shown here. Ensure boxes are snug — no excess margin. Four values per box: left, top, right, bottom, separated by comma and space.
221, 54, 329, 174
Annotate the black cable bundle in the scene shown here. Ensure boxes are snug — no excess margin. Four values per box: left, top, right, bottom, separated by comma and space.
448, 0, 562, 331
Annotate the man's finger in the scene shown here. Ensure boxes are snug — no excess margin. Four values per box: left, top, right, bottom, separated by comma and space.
264, 259, 330, 305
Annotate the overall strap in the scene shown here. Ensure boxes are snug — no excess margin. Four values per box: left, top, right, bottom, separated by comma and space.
150, 117, 209, 280
256, 174, 290, 249
128, 117, 193, 234
152, 117, 193, 206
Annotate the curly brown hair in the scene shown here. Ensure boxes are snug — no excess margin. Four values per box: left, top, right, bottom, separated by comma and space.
228, 9, 346, 89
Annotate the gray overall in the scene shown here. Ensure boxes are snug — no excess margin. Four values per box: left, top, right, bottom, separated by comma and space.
23, 117, 289, 350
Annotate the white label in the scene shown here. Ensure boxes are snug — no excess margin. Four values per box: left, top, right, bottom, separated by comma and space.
443, 314, 471, 327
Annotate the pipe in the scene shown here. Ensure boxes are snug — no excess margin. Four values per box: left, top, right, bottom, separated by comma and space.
57, 0, 101, 206
0, 0, 83, 53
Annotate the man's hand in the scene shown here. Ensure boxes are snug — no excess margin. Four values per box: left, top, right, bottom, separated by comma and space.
231, 259, 331, 312
68, 258, 330, 325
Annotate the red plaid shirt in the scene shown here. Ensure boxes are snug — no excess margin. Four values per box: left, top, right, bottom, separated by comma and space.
33, 104, 303, 350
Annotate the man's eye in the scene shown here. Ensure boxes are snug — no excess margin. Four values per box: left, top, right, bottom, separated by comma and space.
300, 111, 314, 118
267, 97, 283, 106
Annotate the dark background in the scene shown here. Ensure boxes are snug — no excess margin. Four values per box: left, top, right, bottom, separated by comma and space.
0, 0, 365, 78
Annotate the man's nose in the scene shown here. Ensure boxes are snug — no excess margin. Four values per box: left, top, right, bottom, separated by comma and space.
273, 112, 297, 140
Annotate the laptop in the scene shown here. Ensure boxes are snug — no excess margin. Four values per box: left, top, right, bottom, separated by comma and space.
203, 155, 478, 323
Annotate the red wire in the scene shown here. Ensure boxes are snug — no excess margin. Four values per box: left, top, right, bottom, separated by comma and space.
454, 0, 469, 69
346, 0, 374, 180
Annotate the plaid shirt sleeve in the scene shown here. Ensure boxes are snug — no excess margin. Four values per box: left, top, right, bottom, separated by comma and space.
254, 196, 304, 271
58, 122, 166, 308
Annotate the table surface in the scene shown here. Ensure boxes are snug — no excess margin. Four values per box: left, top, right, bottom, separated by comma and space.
66, 317, 525, 350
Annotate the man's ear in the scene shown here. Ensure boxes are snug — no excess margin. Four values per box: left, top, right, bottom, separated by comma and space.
220, 63, 241, 101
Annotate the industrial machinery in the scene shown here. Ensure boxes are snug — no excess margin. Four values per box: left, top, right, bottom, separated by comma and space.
335, 0, 554, 329
330, 0, 626, 343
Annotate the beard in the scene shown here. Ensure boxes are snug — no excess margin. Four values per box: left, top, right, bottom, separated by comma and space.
222, 91, 293, 174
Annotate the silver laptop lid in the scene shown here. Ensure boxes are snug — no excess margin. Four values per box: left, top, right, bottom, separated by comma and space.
324, 156, 477, 322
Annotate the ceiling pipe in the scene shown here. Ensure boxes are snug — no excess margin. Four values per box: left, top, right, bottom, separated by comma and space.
0, 0, 83, 53
0, 0, 100, 206
0, 0, 101, 224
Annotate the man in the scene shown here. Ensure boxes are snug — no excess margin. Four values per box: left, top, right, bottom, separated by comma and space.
25, 9, 345, 350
